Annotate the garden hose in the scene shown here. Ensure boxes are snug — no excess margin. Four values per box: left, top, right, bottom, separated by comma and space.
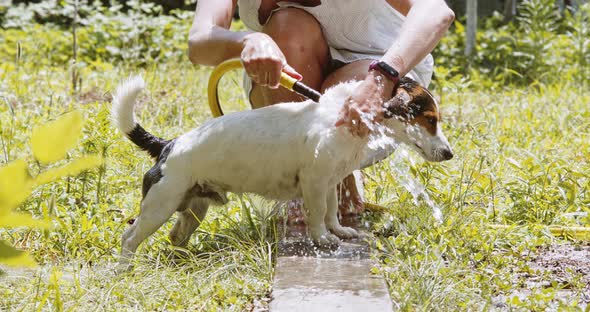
488, 224, 590, 240
207, 58, 321, 117
365, 203, 590, 240
368, 202, 590, 240
369, 202, 590, 240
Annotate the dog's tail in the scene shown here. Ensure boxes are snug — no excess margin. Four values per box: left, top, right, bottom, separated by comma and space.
111, 76, 169, 158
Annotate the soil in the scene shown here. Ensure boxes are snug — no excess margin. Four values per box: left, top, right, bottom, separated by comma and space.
493, 243, 590, 309
529, 243, 590, 288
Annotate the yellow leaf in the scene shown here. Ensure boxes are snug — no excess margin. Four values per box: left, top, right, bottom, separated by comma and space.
31, 111, 83, 164
0, 240, 37, 268
0, 160, 32, 214
34, 155, 103, 186
454, 20, 465, 35
0, 212, 52, 229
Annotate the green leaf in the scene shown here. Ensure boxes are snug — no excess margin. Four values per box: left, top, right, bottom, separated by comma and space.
34, 155, 103, 186
31, 111, 83, 164
0, 212, 52, 229
510, 295, 522, 305
0, 160, 32, 213
0, 240, 37, 268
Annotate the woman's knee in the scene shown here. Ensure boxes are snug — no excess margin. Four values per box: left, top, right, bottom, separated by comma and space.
263, 8, 328, 59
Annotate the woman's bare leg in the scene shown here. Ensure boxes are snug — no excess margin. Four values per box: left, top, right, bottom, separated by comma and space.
249, 8, 331, 108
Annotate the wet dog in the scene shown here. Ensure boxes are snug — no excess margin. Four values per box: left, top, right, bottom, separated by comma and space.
112, 76, 452, 270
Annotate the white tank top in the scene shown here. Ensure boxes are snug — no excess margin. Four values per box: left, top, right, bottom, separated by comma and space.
237, 0, 434, 87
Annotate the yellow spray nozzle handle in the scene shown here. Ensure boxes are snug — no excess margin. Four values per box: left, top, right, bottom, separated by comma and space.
279, 71, 297, 89
208, 58, 321, 117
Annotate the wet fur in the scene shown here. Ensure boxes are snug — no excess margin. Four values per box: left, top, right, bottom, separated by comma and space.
112, 76, 453, 271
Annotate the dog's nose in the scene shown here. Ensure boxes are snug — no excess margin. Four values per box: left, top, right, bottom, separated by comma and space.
441, 149, 453, 160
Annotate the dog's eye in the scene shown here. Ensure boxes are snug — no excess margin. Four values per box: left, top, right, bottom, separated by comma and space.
428, 117, 436, 125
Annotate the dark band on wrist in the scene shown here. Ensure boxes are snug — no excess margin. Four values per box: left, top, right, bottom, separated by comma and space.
368, 60, 400, 86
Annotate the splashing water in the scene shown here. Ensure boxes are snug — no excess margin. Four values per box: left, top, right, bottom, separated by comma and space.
353, 114, 445, 222
362, 118, 443, 223
311, 89, 443, 222
313, 128, 334, 159
366, 116, 396, 151
362, 88, 443, 221
388, 147, 443, 223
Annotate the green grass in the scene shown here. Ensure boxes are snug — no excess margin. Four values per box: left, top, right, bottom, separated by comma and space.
1, 29, 589, 312
364, 82, 590, 310
0, 61, 277, 310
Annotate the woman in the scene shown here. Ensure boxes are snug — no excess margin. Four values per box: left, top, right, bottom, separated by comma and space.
187, 0, 454, 219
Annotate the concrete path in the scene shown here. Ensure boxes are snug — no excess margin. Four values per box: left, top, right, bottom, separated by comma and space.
269, 219, 393, 311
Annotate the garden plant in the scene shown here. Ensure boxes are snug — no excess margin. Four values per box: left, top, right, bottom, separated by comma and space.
0, 0, 589, 310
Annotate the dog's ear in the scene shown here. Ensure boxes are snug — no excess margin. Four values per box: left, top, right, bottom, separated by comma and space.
383, 88, 412, 119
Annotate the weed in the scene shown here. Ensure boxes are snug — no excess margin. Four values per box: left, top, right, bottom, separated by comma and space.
0, 4, 589, 310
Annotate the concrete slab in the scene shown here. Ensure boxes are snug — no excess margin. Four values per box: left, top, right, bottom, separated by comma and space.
270, 257, 393, 311
270, 217, 393, 311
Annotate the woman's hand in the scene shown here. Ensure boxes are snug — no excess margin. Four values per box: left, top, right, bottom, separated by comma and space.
241, 32, 302, 88
335, 70, 396, 137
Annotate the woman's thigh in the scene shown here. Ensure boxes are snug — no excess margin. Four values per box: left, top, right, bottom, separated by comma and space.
250, 8, 331, 108
321, 59, 374, 92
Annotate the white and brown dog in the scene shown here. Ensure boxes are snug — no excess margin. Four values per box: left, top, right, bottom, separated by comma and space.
112, 76, 452, 270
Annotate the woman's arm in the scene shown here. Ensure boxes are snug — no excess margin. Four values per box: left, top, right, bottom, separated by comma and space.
336, 0, 454, 136
187, 0, 246, 65
383, 0, 455, 77
187, 0, 301, 88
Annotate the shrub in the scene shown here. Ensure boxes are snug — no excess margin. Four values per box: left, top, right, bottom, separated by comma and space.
0, 0, 191, 67
0, 111, 102, 269
433, 0, 590, 87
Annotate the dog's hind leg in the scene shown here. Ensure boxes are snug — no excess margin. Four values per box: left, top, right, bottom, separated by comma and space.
169, 197, 209, 247
325, 186, 358, 239
117, 180, 184, 272
301, 178, 340, 246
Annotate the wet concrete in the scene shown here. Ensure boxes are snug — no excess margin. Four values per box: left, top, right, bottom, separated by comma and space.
270, 216, 393, 311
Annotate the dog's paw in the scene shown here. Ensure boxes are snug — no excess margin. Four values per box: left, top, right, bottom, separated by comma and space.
329, 225, 359, 239
311, 231, 341, 247
325, 233, 341, 245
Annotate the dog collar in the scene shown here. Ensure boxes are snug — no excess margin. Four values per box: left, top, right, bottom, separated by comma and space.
368, 60, 400, 86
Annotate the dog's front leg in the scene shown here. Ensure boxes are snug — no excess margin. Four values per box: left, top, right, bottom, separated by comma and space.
301, 179, 340, 246
117, 183, 183, 273
325, 186, 359, 239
